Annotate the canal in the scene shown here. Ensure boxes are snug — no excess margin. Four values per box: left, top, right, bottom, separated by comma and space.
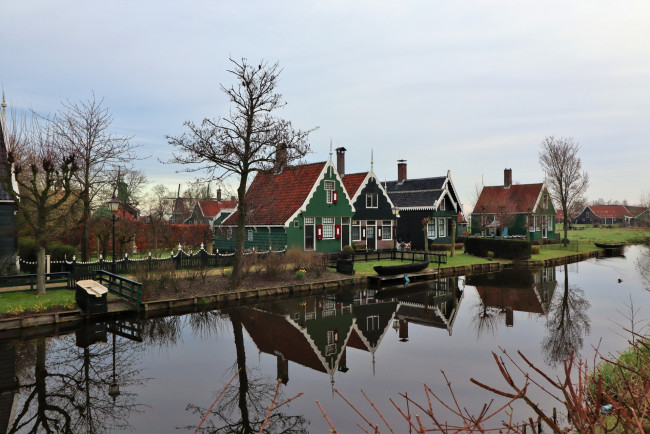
1, 246, 648, 432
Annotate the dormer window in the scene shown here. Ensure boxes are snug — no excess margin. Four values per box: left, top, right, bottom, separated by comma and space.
366, 193, 378, 208
324, 181, 335, 203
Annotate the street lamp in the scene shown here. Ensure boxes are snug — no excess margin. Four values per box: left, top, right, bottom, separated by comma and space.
107, 196, 120, 274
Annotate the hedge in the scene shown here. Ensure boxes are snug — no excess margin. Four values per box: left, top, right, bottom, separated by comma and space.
464, 238, 532, 260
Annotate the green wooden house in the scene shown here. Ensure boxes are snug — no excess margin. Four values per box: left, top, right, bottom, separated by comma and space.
337, 148, 397, 251
0, 96, 18, 257
471, 169, 556, 241
384, 160, 465, 250
214, 156, 355, 253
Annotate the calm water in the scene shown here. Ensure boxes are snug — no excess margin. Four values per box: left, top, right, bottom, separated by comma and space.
1, 246, 648, 433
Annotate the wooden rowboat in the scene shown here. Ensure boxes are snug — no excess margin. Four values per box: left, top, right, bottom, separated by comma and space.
373, 261, 430, 276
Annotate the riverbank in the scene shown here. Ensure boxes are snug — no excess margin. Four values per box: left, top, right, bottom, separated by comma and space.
0, 246, 606, 335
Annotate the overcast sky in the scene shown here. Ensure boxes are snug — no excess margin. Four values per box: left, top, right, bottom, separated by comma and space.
2, 1, 649, 213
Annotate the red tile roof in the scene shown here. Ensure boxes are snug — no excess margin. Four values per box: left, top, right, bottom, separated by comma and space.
341, 172, 368, 198
473, 183, 543, 214
198, 199, 237, 218
223, 162, 327, 226
589, 205, 632, 219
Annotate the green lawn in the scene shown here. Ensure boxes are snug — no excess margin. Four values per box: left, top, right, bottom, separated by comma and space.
353, 249, 493, 276
558, 224, 650, 244
0, 289, 76, 315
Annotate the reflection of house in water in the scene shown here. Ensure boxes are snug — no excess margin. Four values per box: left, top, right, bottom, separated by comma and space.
0, 343, 18, 433
381, 277, 464, 339
238, 291, 397, 385
467, 267, 557, 326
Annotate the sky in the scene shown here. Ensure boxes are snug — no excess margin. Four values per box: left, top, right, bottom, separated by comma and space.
2, 1, 649, 214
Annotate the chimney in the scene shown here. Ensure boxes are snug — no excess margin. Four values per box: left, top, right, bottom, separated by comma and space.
398, 160, 407, 183
274, 142, 287, 173
217, 188, 222, 202
230, 195, 236, 202
504, 168, 512, 189
336, 147, 346, 176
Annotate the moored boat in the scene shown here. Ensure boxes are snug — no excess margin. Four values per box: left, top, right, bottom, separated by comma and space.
594, 242, 626, 249
373, 260, 430, 276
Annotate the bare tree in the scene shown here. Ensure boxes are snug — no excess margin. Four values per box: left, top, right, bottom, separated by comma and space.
1, 114, 77, 294
54, 94, 141, 261
142, 184, 173, 256
168, 57, 316, 288
539, 136, 589, 243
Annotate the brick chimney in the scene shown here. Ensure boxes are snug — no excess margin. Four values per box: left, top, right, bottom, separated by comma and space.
336, 147, 346, 176
274, 142, 287, 173
398, 160, 407, 183
504, 168, 512, 189
217, 188, 222, 202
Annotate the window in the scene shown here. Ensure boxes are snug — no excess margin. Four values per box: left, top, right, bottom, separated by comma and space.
542, 192, 549, 209
366, 193, 378, 208
427, 221, 436, 238
438, 218, 446, 237
367, 315, 380, 331
324, 181, 335, 203
247, 230, 254, 241
547, 215, 553, 230
227, 227, 233, 240
322, 217, 335, 239
440, 197, 445, 210
294, 220, 299, 228
352, 221, 361, 241
305, 217, 314, 225
382, 220, 392, 240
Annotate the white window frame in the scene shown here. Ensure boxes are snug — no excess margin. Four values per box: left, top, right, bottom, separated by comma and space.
247, 229, 254, 241
438, 218, 446, 237
322, 217, 335, 239
324, 180, 335, 204
427, 221, 436, 238
382, 220, 392, 240
366, 193, 378, 208
352, 221, 361, 241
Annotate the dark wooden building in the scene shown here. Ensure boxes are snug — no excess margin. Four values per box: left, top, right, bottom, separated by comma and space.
0, 96, 18, 257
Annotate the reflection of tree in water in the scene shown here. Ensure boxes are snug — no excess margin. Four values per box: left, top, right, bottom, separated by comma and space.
542, 264, 591, 367
472, 301, 506, 337
637, 245, 650, 292
141, 315, 184, 350
182, 311, 308, 433
8, 332, 146, 433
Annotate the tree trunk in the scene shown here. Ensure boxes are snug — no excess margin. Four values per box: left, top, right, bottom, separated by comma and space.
562, 204, 569, 245
80, 194, 91, 262
36, 243, 47, 295
229, 175, 248, 289
231, 313, 252, 433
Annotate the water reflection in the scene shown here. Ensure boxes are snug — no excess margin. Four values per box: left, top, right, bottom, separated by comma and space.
466, 268, 557, 335
181, 311, 308, 433
236, 277, 462, 385
3, 320, 147, 433
637, 245, 650, 292
542, 264, 591, 367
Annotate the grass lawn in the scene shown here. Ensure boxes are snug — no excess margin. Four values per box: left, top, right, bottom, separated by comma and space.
535, 242, 599, 260
0, 289, 76, 315
558, 224, 650, 244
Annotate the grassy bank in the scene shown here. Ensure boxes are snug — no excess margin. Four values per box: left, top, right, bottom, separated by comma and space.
0, 289, 76, 316
559, 224, 650, 244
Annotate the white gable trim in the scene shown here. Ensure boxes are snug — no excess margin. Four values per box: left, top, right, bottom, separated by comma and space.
349, 170, 397, 210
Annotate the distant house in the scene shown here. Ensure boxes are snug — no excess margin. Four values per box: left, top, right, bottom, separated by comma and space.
337, 148, 397, 251
384, 160, 464, 250
0, 96, 18, 257
575, 205, 629, 225
575, 204, 649, 226
632, 208, 650, 225
471, 169, 556, 241
215, 152, 355, 253
184, 189, 237, 227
